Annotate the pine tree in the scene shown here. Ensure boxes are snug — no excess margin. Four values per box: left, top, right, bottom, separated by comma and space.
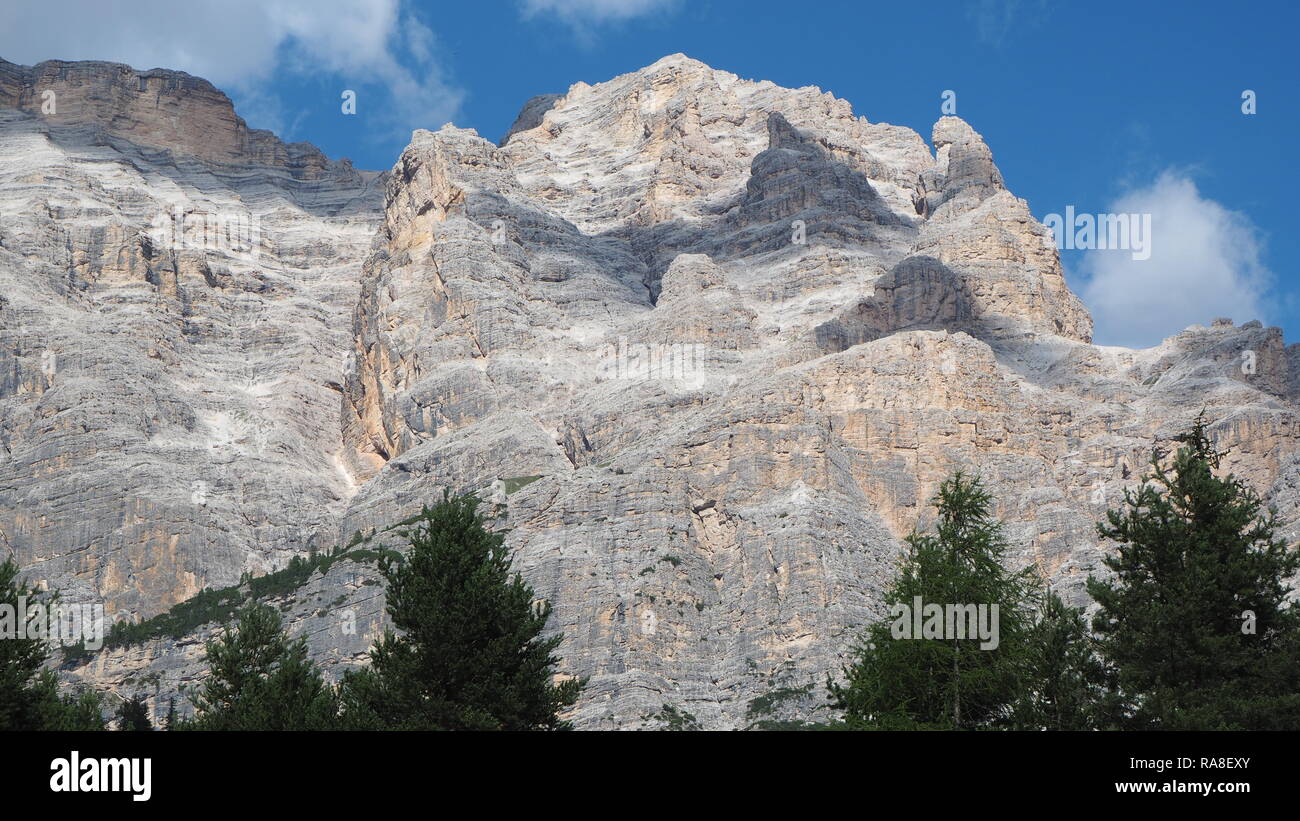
1087, 415, 1300, 729
0, 556, 49, 730
116, 694, 154, 731
0, 556, 105, 730
185, 602, 338, 730
1010, 591, 1115, 730
40, 687, 108, 730
829, 473, 1039, 729
339, 492, 585, 730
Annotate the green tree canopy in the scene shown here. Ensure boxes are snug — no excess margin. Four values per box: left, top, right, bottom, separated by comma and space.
339, 492, 584, 730
830, 472, 1040, 729
116, 693, 154, 731
184, 602, 338, 730
1009, 591, 1115, 730
0, 556, 105, 730
1087, 415, 1300, 729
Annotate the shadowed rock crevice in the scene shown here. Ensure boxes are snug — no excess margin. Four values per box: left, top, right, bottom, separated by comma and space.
813, 255, 976, 353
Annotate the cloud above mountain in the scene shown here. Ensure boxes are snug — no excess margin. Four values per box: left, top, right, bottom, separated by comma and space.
1079, 171, 1275, 348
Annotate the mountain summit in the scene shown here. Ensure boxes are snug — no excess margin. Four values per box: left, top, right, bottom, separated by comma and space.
0, 55, 1295, 728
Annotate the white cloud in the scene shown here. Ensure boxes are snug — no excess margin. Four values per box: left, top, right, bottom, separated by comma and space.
0, 0, 462, 143
1078, 171, 1274, 348
520, 0, 679, 29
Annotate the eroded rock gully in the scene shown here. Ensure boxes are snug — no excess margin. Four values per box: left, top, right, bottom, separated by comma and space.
1, 54, 1295, 729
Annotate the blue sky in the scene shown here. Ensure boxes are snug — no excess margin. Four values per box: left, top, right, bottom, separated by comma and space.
3, 0, 1296, 348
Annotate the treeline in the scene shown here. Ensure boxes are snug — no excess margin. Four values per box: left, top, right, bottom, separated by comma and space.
829, 415, 1300, 730
85, 544, 397, 655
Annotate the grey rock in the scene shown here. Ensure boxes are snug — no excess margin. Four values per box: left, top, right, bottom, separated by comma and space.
2, 54, 1297, 730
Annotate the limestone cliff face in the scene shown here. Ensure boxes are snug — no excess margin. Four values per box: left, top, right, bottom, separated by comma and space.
0, 57, 382, 623
0, 59, 336, 173
4, 55, 1298, 729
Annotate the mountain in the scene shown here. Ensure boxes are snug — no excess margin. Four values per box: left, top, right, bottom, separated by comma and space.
2, 54, 1297, 729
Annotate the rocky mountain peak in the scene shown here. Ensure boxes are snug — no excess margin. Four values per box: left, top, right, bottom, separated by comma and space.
2, 54, 1295, 730
0, 57, 346, 176
926, 115, 1006, 211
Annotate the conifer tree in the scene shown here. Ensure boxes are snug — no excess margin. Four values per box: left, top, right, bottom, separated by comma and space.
1009, 591, 1115, 730
116, 693, 154, 731
0, 556, 105, 730
1087, 415, 1300, 729
339, 492, 584, 730
185, 602, 338, 730
829, 473, 1039, 729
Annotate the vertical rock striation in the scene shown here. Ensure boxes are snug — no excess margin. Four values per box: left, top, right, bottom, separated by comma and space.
0, 54, 1295, 728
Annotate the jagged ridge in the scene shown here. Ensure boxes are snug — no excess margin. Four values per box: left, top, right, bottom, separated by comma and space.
0, 55, 1296, 729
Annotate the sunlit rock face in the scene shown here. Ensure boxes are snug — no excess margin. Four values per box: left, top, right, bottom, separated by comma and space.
3, 55, 1297, 729
0, 57, 383, 623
